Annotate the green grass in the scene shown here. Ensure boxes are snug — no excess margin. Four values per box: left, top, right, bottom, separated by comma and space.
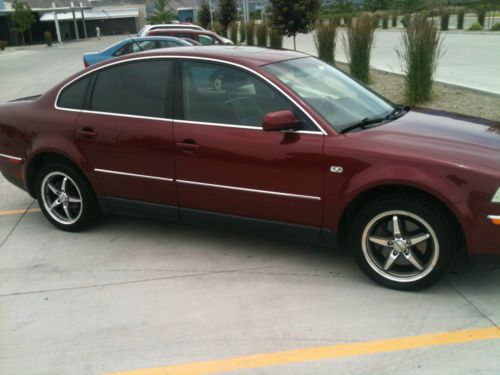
256, 22, 267, 47
269, 27, 283, 49
314, 20, 337, 65
343, 13, 375, 84
468, 22, 484, 31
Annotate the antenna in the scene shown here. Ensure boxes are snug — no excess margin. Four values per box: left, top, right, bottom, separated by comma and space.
101, 8, 144, 52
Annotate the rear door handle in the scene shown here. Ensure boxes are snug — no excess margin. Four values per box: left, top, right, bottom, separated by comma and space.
77, 127, 97, 139
176, 140, 199, 152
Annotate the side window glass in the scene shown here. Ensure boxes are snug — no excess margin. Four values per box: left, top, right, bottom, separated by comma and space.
57, 75, 91, 110
132, 40, 156, 53
91, 60, 171, 118
199, 35, 215, 45
181, 61, 294, 127
114, 42, 132, 56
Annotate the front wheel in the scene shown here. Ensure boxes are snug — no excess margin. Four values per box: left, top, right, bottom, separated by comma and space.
36, 163, 99, 231
350, 197, 454, 291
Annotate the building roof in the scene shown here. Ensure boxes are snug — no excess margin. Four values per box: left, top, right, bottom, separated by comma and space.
40, 7, 138, 21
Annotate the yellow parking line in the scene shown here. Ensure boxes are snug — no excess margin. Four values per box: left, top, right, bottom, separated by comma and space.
105, 326, 500, 375
0, 208, 41, 216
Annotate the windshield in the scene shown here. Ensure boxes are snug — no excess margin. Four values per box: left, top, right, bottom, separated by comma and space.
263, 57, 395, 133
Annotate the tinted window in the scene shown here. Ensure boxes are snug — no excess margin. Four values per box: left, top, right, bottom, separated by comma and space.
157, 40, 182, 48
91, 60, 171, 118
181, 61, 294, 127
58, 76, 91, 110
131, 40, 156, 53
199, 35, 216, 45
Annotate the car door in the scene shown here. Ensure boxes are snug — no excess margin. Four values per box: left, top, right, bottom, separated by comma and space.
75, 59, 178, 209
173, 60, 324, 227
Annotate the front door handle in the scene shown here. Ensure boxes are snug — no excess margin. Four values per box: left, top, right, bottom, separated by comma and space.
176, 139, 199, 152
77, 127, 97, 139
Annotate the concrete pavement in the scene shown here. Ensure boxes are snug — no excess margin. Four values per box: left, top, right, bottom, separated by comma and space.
0, 36, 499, 375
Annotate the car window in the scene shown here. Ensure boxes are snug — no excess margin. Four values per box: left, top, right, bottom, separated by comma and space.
91, 60, 172, 118
57, 75, 91, 110
131, 40, 156, 53
181, 61, 298, 128
157, 40, 181, 48
113, 42, 132, 56
175, 33, 195, 40
199, 35, 216, 45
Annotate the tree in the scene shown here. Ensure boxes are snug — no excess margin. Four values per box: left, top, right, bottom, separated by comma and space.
270, 0, 321, 50
218, 0, 237, 34
198, 0, 211, 29
11, 1, 36, 46
364, 0, 393, 11
148, 0, 173, 25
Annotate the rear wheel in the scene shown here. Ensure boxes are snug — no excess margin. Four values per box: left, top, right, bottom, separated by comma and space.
350, 197, 454, 290
36, 163, 99, 231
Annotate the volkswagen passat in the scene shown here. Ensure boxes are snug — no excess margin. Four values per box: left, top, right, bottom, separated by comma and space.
1, 47, 499, 290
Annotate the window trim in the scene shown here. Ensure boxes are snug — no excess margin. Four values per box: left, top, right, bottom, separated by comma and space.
54, 56, 327, 135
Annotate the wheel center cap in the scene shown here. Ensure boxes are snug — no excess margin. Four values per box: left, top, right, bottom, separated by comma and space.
393, 240, 407, 252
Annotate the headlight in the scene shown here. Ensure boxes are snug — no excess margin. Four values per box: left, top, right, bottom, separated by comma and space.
493, 187, 500, 203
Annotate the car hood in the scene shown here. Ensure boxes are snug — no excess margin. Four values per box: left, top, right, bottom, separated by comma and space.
345, 108, 500, 171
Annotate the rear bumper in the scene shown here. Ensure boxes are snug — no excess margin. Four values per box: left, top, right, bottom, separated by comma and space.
0, 156, 26, 192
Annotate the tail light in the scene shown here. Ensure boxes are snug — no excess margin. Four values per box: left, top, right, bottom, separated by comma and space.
83, 58, 89, 68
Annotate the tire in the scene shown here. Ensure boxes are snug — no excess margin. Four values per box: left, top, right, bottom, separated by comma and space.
36, 163, 99, 232
350, 196, 454, 291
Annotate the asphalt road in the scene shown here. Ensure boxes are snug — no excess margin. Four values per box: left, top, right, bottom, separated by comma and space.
0, 37, 499, 375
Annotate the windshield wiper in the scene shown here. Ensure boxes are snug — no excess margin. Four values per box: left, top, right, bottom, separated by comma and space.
339, 105, 409, 134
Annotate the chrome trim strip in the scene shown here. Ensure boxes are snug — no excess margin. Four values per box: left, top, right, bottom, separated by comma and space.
80, 109, 173, 122
54, 55, 327, 135
94, 168, 174, 182
174, 119, 322, 134
0, 152, 23, 161
487, 215, 500, 220
177, 179, 321, 201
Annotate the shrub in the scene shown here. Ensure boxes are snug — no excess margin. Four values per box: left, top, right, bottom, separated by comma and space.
269, 27, 283, 49
477, 7, 486, 26
256, 22, 267, 47
246, 20, 255, 46
391, 10, 398, 28
397, 13, 442, 104
229, 21, 238, 44
212, 21, 222, 36
467, 22, 484, 31
491, 22, 500, 31
382, 12, 389, 29
44, 31, 52, 46
457, 7, 465, 29
343, 13, 375, 84
372, 12, 381, 28
440, 7, 450, 31
314, 20, 337, 65
240, 20, 246, 44
0, 40, 6, 51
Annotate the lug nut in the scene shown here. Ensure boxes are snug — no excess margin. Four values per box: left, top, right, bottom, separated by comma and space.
393, 251, 398, 256
388, 241, 393, 246
406, 240, 412, 245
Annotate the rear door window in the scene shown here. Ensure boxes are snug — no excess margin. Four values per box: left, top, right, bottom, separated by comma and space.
91, 60, 172, 118
57, 75, 91, 110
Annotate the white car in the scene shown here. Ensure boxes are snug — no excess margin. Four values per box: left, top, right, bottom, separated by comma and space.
138, 24, 204, 37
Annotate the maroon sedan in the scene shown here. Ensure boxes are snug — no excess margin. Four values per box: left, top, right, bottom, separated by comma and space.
147, 28, 233, 45
0, 47, 499, 290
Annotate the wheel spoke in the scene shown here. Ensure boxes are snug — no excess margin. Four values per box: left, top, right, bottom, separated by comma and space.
47, 183, 59, 195
68, 196, 81, 203
50, 199, 62, 209
407, 233, 431, 246
392, 215, 402, 237
384, 251, 399, 271
369, 236, 392, 247
62, 202, 72, 220
404, 250, 424, 271
61, 177, 68, 192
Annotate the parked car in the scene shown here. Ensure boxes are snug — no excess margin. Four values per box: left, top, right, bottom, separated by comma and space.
147, 28, 233, 45
0, 47, 499, 291
137, 23, 204, 37
82, 36, 193, 67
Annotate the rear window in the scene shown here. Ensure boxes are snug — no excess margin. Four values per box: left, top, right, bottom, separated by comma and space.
57, 76, 91, 110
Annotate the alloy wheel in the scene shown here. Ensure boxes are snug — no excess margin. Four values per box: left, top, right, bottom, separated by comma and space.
41, 171, 83, 225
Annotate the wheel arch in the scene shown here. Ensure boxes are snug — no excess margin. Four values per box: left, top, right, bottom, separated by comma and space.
26, 150, 100, 199
337, 184, 466, 254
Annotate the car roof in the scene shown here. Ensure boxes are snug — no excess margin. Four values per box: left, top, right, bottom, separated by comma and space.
131, 36, 190, 42
129, 46, 309, 67
148, 29, 217, 36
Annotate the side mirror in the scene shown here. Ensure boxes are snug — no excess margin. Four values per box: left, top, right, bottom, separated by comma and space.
262, 110, 299, 132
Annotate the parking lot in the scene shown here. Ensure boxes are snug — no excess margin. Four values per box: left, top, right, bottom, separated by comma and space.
1, 38, 500, 375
